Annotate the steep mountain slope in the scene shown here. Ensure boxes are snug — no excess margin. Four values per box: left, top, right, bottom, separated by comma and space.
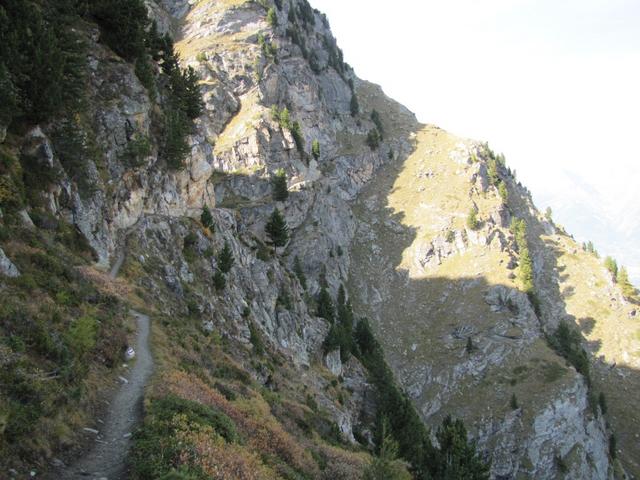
1, 0, 638, 479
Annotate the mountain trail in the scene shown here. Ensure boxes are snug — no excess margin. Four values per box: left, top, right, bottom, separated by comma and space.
56, 310, 152, 479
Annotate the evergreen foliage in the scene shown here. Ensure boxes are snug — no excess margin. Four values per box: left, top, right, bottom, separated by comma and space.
265, 209, 289, 247
353, 318, 490, 479
350, 94, 360, 117
549, 321, 590, 381
616, 266, 636, 299
465, 336, 475, 354
311, 139, 321, 160
266, 7, 278, 27
217, 241, 234, 273
0, 0, 87, 125
498, 181, 508, 202
316, 286, 335, 322
433, 416, 490, 479
370, 110, 384, 138
604, 256, 618, 279
201, 205, 215, 231
609, 434, 617, 460
598, 392, 607, 415
510, 393, 519, 410
290, 120, 305, 154
367, 129, 381, 150
323, 285, 355, 361
466, 208, 480, 230
91, 0, 149, 61
363, 421, 412, 480
271, 168, 289, 201
511, 218, 534, 293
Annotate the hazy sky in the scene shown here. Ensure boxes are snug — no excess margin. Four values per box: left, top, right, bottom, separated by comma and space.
310, 0, 640, 283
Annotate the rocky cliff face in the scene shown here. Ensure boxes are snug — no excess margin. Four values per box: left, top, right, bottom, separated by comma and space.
1, 0, 638, 478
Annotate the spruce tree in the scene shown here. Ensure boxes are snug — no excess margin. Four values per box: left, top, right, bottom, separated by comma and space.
217, 241, 234, 273
363, 421, 412, 480
201, 205, 214, 230
311, 139, 320, 160
265, 208, 289, 247
272, 168, 289, 201
467, 208, 480, 230
267, 7, 278, 27
213, 269, 226, 291
604, 256, 618, 279
435, 416, 490, 479
316, 286, 335, 322
350, 93, 360, 117
617, 266, 636, 298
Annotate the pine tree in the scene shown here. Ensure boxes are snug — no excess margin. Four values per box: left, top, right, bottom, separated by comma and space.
363, 421, 412, 480
466, 336, 474, 354
91, 0, 149, 61
217, 241, 234, 273
434, 416, 490, 479
366, 129, 381, 150
510, 393, 519, 410
311, 139, 320, 160
350, 93, 360, 117
290, 120, 305, 153
316, 286, 335, 322
266, 7, 278, 27
370, 109, 384, 138
616, 266, 636, 299
467, 208, 480, 230
604, 256, 618, 279
265, 209, 289, 247
598, 392, 607, 415
201, 205, 215, 230
271, 168, 289, 201
498, 181, 508, 202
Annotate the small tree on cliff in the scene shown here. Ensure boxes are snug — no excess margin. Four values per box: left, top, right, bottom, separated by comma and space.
265, 209, 289, 247
272, 168, 289, 201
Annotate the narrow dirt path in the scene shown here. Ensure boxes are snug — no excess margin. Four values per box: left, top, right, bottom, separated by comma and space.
60, 311, 153, 479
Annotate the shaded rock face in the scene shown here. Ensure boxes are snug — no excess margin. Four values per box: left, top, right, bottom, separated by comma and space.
18, 0, 618, 476
0, 247, 19, 278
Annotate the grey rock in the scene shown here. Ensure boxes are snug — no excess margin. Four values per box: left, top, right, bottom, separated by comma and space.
0, 248, 19, 278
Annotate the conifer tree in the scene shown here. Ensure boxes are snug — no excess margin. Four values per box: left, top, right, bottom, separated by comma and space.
265, 208, 289, 247
267, 7, 278, 27
311, 139, 320, 160
201, 205, 215, 230
434, 415, 490, 479
467, 208, 480, 230
316, 286, 335, 322
604, 256, 618, 279
363, 421, 412, 480
272, 168, 289, 201
616, 266, 636, 299
350, 93, 360, 117
217, 241, 234, 273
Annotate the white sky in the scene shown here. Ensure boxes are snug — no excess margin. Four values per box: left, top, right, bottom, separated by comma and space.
310, 0, 640, 283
